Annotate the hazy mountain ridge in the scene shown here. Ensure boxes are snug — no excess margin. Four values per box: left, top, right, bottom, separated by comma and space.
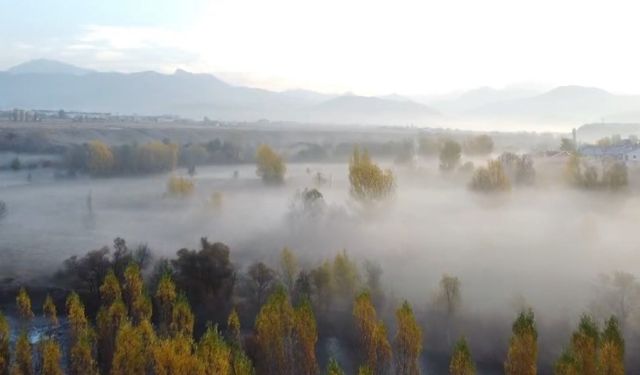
0, 59, 439, 125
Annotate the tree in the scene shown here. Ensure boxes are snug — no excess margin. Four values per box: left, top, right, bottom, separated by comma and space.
167, 176, 195, 197
353, 292, 392, 375
469, 160, 510, 192
43, 294, 58, 326
571, 315, 599, 375
602, 162, 627, 190
247, 262, 277, 308
600, 316, 624, 375
227, 309, 241, 348
111, 320, 155, 375
439, 140, 462, 171
436, 275, 461, 319
96, 294, 127, 373
560, 138, 576, 153
310, 261, 333, 311
197, 325, 231, 375
463, 135, 494, 155
333, 250, 360, 303
256, 144, 286, 184
0, 312, 9, 375
255, 288, 296, 375
40, 339, 63, 375
87, 140, 115, 175
172, 239, 235, 328
393, 301, 422, 375
16, 287, 33, 322
124, 263, 152, 323
498, 152, 535, 186
349, 147, 394, 204
327, 359, 345, 375
554, 349, 579, 375
294, 300, 319, 375
280, 247, 298, 293
156, 272, 177, 337
154, 336, 204, 375
504, 309, 537, 375
69, 327, 98, 375
449, 337, 475, 375
12, 331, 32, 375
170, 294, 195, 338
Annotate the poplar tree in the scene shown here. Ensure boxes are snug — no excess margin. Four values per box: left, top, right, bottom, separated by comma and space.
393, 301, 422, 375
504, 309, 537, 375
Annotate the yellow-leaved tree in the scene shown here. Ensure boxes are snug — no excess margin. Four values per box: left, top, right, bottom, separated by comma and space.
353, 291, 392, 375
0, 312, 9, 375
393, 301, 422, 375
43, 294, 58, 326
40, 339, 63, 375
155, 272, 177, 337
449, 337, 476, 375
600, 316, 624, 375
256, 144, 286, 184
87, 140, 115, 176
504, 309, 537, 375
154, 335, 203, 375
349, 147, 394, 204
197, 325, 231, 375
111, 320, 155, 375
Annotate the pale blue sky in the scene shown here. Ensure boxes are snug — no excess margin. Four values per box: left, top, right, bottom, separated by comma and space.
2, 0, 640, 96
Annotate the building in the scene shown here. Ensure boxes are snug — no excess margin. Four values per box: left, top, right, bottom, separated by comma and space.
579, 140, 640, 163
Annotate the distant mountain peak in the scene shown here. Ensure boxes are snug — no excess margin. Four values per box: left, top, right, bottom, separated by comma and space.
7, 59, 93, 75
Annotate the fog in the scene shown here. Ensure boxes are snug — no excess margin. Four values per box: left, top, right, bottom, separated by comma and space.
1, 152, 639, 371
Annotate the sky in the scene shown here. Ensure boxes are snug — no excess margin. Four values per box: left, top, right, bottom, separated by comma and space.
2, 0, 640, 96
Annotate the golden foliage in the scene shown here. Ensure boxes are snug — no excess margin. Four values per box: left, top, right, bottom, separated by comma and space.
11, 331, 32, 375
255, 289, 296, 375
42, 294, 58, 326
124, 263, 152, 323
156, 273, 177, 337
449, 337, 475, 375
138, 141, 179, 172
504, 309, 537, 375
327, 359, 345, 375
167, 176, 195, 197
69, 327, 98, 375
40, 339, 63, 375
280, 247, 298, 293
0, 312, 9, 375
227, 309, 241, 347
111, 320, 155, 375
88, 140, 115, 175
66, 292, 89, 342
353, 291, 392, 375
393, 301, 422, 375
100, 270, 122, 306
469, 159, 511, 192
349, 147, 394, 203
16, 288, 33, 322
154, 336, 204, 375
256, 144, 286, 184
197, 325, 232, 375
294, 301, 319, 375
170, 295, 194, 338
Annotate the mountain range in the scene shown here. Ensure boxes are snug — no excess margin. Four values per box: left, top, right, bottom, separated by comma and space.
2, 59, 640, 127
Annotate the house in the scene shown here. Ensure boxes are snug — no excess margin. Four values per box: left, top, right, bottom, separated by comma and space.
579, 140, 640, 163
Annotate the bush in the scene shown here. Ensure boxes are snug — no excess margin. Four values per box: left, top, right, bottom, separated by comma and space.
469, 160, 510, 192
167, 176, 195, 197
256, 144, 286, 184
349, 147, 394, 203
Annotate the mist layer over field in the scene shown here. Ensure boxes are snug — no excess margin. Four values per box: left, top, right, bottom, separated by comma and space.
1, 157, 639, 372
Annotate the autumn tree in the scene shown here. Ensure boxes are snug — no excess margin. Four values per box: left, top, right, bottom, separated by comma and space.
16, 287, 33, 323
463, 134, 494, 155
294, 300, 319, 375
469, 159, 510, 192
393, 301, 422, 375
504, 309, 537, 375
256, 144, 286, 184
96, 271, 127, 373
353, 291, 392, 375
111, 320, 155, 375
333, 250, 360, 303
167, 176, 195, 197
40, 339, 63, 375
154, 336, 203, 375
197, 325, 231, 375
156, 272, 177, 337
43, 294, 58, 326
349, 147, 394, 203
12, 331, 32, 375
170, 294, 195, 338
227, 309, 241, 347
124, 263, 152, 323
554, 350, 579, 375
449, 337, 475, 375
327, 359, 345, 375
87, 140, 115, 175
571, 315, 599, 375
0, 312, 8, 375
439, 140, 462, 171
310, 261, 334, 311
600, 316, 624, 375
69, 328, 98, 375
255, 288, 296, 375
280, 247, 298, 293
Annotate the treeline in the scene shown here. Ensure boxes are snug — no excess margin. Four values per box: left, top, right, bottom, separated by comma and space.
64, 139, 242, 177
0, 238, 629, 375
